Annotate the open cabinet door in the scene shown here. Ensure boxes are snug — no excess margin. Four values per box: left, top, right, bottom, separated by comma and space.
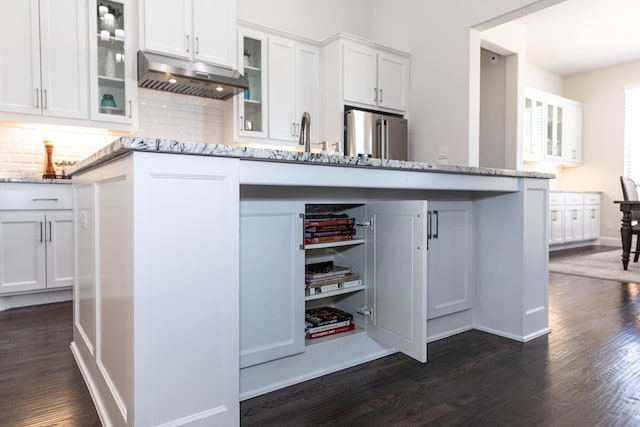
365, 201, 428, 362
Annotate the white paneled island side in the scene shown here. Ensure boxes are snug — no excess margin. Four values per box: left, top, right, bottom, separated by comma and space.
69, 137, 553, 427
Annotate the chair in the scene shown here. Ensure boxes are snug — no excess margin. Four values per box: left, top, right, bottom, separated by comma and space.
620, 176, 640, 262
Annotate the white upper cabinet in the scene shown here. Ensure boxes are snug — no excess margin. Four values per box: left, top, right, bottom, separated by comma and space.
268, 36, 320, 144
141, 0, 236, 68
342, 39, 409, 113
0, 0, 88, 119
523, 88, 583, 166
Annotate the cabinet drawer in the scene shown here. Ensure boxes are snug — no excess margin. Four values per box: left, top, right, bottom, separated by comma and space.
564, 192, 583, 205
549, 192, 565, 206
583, 193, 601, 205
0, 183, 72, 210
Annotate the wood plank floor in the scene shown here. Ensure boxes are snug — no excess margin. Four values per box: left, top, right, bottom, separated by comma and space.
2, 246, 640, 426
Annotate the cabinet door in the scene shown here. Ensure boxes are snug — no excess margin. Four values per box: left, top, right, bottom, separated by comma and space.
238, 28, 267, 138
39, 0, 88, 119
365, 201, 427, 363
295, 41, 321, 142
377, 51, 408, 112
142, 0, 192, 59
523, 96, 544, 161
45, 212, 74, 288
268, 36, 296, 143
193, 0, 235, 67
549, 207, 565, 244
239, 201, 305, 368
583, 205, 600, 240
0, 213, 46, 294
564, 207, 583, 242
564, 104, 583, 164
342, 41, 377, 107
427, 201, 473, 320
0, 0, 41, 115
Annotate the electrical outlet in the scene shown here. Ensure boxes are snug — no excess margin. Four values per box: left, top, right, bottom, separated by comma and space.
606, 221, 613, 230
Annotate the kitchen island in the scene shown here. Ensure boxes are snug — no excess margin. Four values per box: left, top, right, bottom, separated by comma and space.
69, 137, 553, 427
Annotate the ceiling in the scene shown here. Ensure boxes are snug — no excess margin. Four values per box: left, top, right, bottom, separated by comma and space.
511, 0, 640, 76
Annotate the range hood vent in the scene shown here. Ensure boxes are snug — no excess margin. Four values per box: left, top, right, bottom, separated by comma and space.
137, 51, 248, 100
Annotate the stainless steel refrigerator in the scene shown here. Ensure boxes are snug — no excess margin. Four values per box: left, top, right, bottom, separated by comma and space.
344, 109, 408, 160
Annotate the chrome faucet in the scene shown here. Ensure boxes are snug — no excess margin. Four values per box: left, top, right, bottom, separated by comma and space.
299, 112, 311, 152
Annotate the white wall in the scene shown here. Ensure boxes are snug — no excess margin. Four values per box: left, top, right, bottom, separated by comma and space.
237, 0, 372, 41
369, 0, 552, 166
479, 48, 506, 168
525, 64, 564, 95
560, 59, 640, 240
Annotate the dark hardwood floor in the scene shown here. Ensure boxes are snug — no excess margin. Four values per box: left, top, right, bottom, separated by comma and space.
2, 245, 639, 426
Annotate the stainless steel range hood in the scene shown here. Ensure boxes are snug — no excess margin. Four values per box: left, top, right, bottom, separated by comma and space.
137, 51, 249, 100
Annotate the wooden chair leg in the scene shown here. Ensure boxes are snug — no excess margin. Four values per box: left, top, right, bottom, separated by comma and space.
634, 234, 640, 263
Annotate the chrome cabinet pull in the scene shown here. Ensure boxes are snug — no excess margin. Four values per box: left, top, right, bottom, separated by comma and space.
48, 221, 52, 242
373, 87, 378, 102
34, 88, 40, 109
32, 198, 58, 202
292, 122, 296, 137
186, 34, 190, 53
240, 115, 244, 131
299, 213, 305, 250
43, 89, 48, 109
128, 100, 132, 118
40, 222, 43, 243
433, 210, 439, 239
195, 36, 199, 54
379, 89, 383, 103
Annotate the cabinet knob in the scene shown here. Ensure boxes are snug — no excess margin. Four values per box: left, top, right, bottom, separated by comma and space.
186, 34, 190, 53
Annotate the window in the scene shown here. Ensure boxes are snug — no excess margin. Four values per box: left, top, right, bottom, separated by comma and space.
624, 86, 640, 183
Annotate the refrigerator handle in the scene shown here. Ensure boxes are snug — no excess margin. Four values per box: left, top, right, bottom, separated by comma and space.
385, 119, 390, 160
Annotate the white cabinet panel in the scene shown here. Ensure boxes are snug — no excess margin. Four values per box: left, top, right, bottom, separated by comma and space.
268, 37, 296, 143
46, 212, 74, 289
295, 42, 320, 142
0, 213, 46, 294
142, 0, 235, 68
377, 51, 409, 112
0, 0, 87, 119
427, 201, 473, 320
366, 201, 427, 363
583, 205, 600, 240
564, 206, 583, 242
549, 207, 565, 244
240, 201, 305, 368
343, 41, 378, 107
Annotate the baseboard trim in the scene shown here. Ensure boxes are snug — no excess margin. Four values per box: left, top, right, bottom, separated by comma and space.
0, 288, 72, 312
70, 342, 112, 427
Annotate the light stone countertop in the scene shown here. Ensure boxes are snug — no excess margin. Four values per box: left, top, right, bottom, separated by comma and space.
0, 177, 72, 184
68, 137, 556, 179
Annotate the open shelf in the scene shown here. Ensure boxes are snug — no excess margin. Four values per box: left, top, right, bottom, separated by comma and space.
304, 238, 364, 250
305, 284, 365, 301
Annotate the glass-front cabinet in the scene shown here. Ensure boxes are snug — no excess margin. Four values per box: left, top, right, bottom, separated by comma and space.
238, 27, 267, 138
523, 95, 544, 160
89, 0, 135, 125
546, 104, 563, 159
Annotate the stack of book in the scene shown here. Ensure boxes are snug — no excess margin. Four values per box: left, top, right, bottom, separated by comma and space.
305, 213, 356, 245
305, 306, 355, 339
305, 261, 363, 297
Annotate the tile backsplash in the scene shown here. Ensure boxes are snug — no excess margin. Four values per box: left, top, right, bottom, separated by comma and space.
0, 89, 227, 179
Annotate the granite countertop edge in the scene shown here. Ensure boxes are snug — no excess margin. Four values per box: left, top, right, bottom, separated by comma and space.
66, 137, 556, 179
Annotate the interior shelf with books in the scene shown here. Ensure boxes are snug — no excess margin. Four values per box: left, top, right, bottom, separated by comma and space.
304, 204, 367, 344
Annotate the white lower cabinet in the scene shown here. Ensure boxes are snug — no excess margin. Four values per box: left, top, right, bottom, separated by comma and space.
549, 191, 600, 246
240, 201, 306, 368
426, 201, 473, 320
240, 200, 429, 373
0, 211, 73, 294
0, 184, 73, 295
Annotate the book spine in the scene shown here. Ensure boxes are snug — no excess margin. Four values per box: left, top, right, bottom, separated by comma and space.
306, 315, 353, 327
305, 218, 354, 227
306, 283, 341, 295
306, 324, 355, 339
305, 235, 354, 245
305, 320, 351, 333
305, 229, 356, 238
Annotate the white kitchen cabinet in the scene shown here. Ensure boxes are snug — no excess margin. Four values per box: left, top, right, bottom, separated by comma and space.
0, 184, 73, 295
583, 193, 601, 240
523, 88, 582, 166
342, 39, 409, 113
549, 191, 600, 246
238, 27, 268, 138
548, 192, 565, 244
141, 0, 236, 68
426, 201, 473, 320
240, 201, 305, 368
88, 0, 136, 126
0, 0, 88, 119
268, 36, 320, 144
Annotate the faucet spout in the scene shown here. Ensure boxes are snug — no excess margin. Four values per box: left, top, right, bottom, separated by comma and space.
299, 112, 311, 152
